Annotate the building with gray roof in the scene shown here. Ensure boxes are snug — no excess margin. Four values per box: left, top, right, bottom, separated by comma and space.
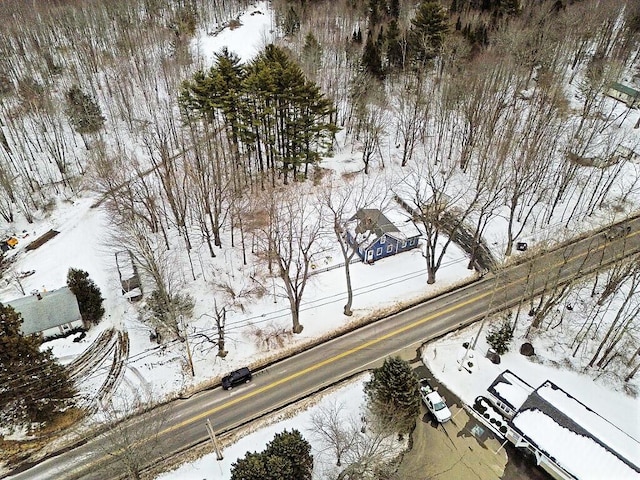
7, 286, 83, 339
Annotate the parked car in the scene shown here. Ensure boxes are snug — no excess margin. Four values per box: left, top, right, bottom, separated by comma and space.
419, 378, 451, 423
222, 367, 252, 390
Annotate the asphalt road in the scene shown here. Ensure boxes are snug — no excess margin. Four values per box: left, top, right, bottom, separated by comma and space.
6, 217, 640, 480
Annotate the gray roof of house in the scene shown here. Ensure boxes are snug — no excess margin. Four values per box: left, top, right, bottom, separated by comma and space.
350, 208, 400, 237
7, 286, 82, 335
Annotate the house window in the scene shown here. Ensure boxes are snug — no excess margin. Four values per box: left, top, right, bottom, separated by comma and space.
409, 238, 415, 246
376, 247, 383, 257
380, 235, 385, 244
386, 244, 393, 253
402, 241, 407, 248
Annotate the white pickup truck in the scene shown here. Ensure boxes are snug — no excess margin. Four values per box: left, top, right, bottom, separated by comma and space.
419, 378, 452, 423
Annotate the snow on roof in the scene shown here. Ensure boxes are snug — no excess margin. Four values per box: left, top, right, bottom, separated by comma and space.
347, 207, 420, 250
123, 288, 142, 300
512, 410, 640, 480
488, 370, 534, 411
7, 287, 81, 335
536, 381, 640, 470
383, 207, 421, 240
115, 250, 136, 280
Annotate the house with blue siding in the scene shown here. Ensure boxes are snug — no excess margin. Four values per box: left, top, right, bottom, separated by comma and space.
345, 208, 421, 263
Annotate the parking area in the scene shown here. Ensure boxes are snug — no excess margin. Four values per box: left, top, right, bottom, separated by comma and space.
397, 365, 507, 480
396, 364, 549, 480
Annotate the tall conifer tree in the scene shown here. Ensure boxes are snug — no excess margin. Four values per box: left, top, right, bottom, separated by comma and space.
0, 304, 75, 426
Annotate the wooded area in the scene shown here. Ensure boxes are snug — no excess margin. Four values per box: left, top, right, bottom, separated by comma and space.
0, 0, 639, 435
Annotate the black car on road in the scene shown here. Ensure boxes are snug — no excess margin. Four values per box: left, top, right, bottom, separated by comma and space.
222, 367, 252, 390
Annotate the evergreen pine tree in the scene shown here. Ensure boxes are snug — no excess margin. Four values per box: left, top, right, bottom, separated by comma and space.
302, 32, 322, 69
486, 319, 514, 355
0, 304, 75, 426
283, 6, 300, 35
230, 429, 313, 480
389, 0, 401, 19
408, 1, 450, 64
64, 85, 105, 135
181, 45, 336, 184
386, 20, 404, 69
231, 452, 269, 480
264, 430, 313, 480
368, 0, 382, 25
362, 31, 384, 79
364, 356, 420, 434
67, 268, 105, 325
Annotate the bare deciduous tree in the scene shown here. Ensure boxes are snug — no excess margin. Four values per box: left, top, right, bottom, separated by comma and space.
308, 400, 400, 480
270, 189, 326, 333
321, 174, 386, 316
95, 395, 172, 480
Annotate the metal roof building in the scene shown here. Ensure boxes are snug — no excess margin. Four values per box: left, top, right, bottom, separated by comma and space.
7, 286, 83, 338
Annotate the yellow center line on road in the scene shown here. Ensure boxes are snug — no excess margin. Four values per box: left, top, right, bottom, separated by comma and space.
64, 230, 639, 478
162, 288, 494, 435
162, 229, 640, 436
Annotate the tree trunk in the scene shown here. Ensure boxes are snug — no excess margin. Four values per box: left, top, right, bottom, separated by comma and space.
343, 260, 354, 316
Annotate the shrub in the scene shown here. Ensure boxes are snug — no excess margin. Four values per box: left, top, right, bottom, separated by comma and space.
486, 319, 513, 355
67, 268, 105, 325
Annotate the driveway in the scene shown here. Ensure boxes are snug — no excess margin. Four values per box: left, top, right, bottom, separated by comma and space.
396, 364, 550, 480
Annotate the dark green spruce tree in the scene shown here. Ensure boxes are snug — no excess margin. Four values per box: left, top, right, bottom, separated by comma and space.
486, 318, 513, 355
362, 30, 384, 79
0, 304, 75, 426
230, 429, 313, 480
386, 20, 405, 69
65, 85, 105, 140
408, 1, 450, 64
67, 268, 105, 325
364, 356, 420, 434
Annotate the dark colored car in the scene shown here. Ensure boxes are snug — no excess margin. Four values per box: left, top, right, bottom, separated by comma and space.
222, 367, 252, 390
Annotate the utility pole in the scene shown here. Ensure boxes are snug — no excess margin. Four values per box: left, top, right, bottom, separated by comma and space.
205, 418, 224, 461
180, 314, 195, 377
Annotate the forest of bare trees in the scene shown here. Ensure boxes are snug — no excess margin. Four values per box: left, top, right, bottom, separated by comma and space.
0, 0, 639, 384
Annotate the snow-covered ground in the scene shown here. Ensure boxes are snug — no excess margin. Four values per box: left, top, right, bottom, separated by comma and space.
1, 1, 640, 479
191, 1, 275, 64
422, 323, 639, 441
157, 375, 374, 480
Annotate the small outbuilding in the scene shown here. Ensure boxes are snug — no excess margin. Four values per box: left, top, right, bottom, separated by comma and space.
606, 82, 640, 108
345, 208, 421, 263
7, 286, 84, 339
115, 250, 142, 301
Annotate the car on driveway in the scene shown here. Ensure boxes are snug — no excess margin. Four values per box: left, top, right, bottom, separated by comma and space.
419, 378, 451, 423
222, 367, 252, 390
